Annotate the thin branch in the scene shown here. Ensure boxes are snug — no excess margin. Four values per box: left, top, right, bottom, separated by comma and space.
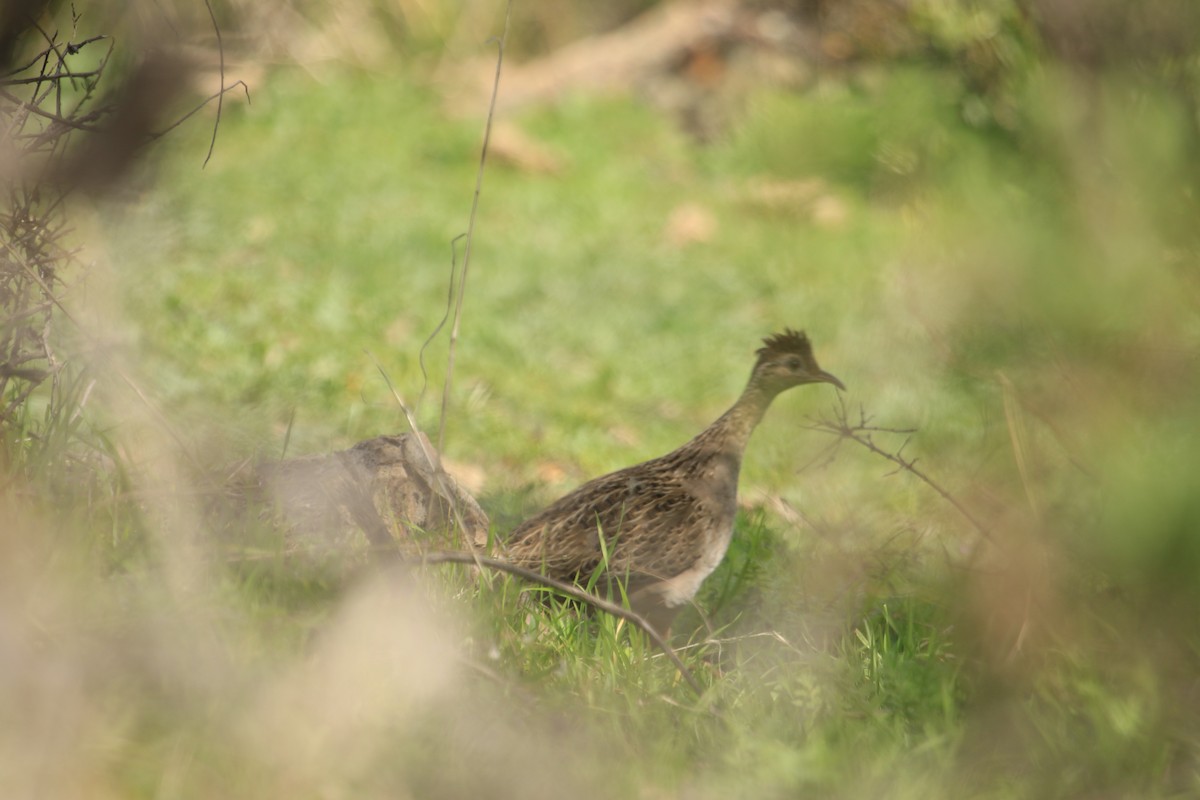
436, 0, 511, 454
418, 233, 465, 414
201, 0, 225, 167
65, 34, 109, 56
0, 88, 105, 132
148, 80, 249, 142
418, 550, 707, 699
2, 70, 103, 85
806, 395, 996, 544
3, 41, 68, 78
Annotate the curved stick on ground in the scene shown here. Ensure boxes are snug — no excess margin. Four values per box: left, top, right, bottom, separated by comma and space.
418, 550, 706, 699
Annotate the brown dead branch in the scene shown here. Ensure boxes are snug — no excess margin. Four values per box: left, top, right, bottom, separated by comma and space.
806, 395, 997, 544
456, 0, 741, 114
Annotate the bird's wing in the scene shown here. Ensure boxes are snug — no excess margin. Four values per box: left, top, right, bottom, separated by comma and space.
503, 462, 709, 582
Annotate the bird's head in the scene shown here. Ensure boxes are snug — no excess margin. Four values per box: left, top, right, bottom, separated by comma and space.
751, 328, 845, 394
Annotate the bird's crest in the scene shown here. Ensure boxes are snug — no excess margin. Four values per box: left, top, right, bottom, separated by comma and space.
756, 328, 814, 361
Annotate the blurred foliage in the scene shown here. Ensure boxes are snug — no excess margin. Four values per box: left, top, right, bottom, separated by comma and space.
3, 0, 1200, 797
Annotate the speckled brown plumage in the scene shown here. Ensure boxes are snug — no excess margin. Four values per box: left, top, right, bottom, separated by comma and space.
502, 329, 843, 635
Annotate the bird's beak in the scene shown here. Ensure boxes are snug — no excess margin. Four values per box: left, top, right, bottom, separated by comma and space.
819, 370, 846, 391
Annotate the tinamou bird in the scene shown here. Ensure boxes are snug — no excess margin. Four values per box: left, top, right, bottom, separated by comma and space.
502, 328, 844, 635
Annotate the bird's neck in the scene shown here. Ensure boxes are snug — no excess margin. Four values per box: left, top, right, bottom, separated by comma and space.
696, 381, 778, 457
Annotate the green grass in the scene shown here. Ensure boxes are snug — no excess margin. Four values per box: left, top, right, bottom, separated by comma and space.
112, 67, 899, 488
6, 40, 1200, 800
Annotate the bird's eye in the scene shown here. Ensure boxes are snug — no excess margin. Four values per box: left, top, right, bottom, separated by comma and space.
786, 356, 803, 369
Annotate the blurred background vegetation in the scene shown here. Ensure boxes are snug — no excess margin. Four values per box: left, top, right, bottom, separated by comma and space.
3, 0, 1199, 797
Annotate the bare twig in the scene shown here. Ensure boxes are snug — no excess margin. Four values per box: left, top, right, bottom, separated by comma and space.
1, 10, 240, 435
436, 0, 512, 454
0, 87, 106, 131
3, 35, 106, 78
417, 233, 465, 413
418, 549, 707, 699
3, 69, 103, 85
148, 80, 250, 142
806, 396, 996, 544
